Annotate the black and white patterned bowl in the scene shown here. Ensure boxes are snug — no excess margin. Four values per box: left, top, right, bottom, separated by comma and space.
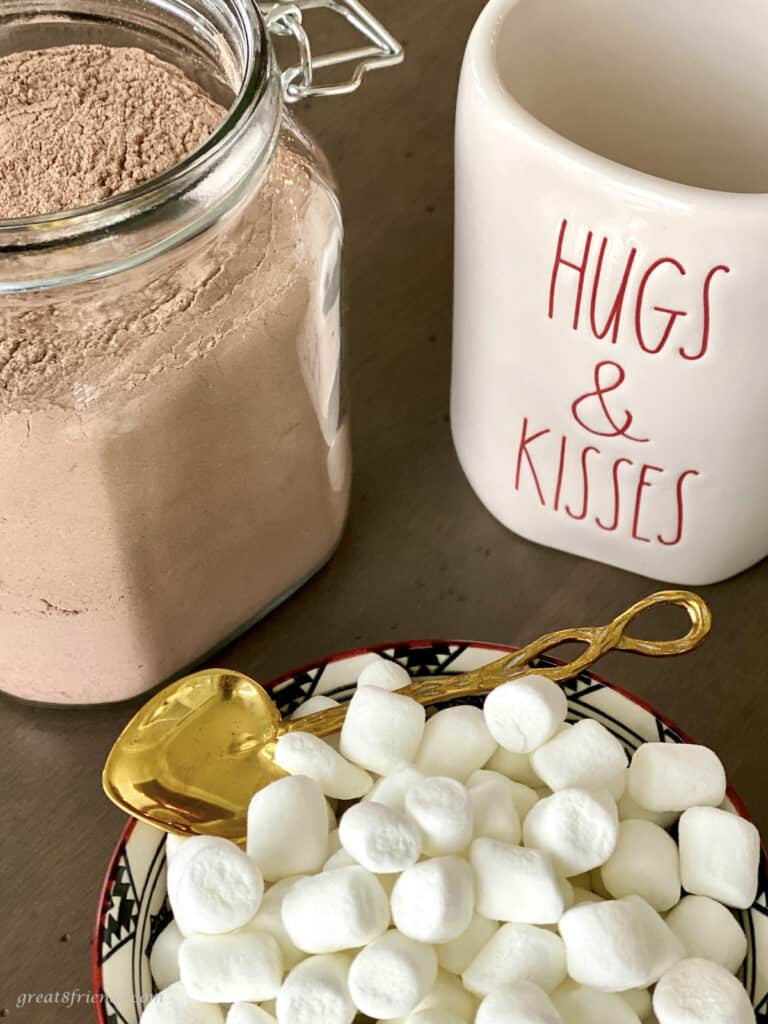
92, 641, 768, 1022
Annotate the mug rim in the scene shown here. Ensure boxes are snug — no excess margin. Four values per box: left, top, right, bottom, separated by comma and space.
467, 0, 768, 206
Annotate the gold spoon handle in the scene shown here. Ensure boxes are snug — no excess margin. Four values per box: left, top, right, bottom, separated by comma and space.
283, 590, 711, 739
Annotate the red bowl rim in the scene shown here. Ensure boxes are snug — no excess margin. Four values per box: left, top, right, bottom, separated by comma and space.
91, 638, 759, 1021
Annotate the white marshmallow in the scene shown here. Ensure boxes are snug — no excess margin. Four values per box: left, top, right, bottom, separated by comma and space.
365, 763, 426, 811
164, 833, 188, 862
617, 791, 679, 829
391, 856, 475, 943
665, 895, 747, 974
140, 982, 224, 1024
242, 875, 306, 969
349, 929, 438, 1018
559, 895, 684, 991
290, 695, 340, 719
274, 733, 373, 800
358, 657, 412, 691
463, 924, 567, 996
653, 957, 754, 1024
167, 836, 233, 902
605, 769, 628, 801
470, 837, 564, 924
404, 776, 474, 855
523, 788, 619, 877
276, 953, 355, 1024
531, 720, 628, 793
338, 799, 422, 873
169, 836, 264, 936
551, 981, 641, 1023
282, 865, 390, 953
468, 776, 522, 844
179, 931, 282, 1003
484, 746, 543, 788
415, 706, 497, 780
150, 920, 182, 990
437, 914, 500, 975
620, 988, 652, 1020
469, 770, 540, 820
483, 675, 568, 753
627, 744, 726, 813
678, 806, 760, 910
323, 848, 357, 871
475, 982, 563, 1024
227, 1005, 276, 1024
601, 819, 681, 912
340, 687, 425, 775
405, 1011, 467, 1024
247, 775, 329, 881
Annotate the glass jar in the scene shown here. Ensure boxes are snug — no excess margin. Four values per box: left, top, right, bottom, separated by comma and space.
0, 0, 400, 704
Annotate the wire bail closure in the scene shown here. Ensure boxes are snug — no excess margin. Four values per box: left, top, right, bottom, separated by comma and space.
260, 0, 404, 102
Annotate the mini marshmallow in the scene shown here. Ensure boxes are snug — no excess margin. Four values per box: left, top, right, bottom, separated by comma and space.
405, 1011, 467, 1024
349, 929, 438, 1018
531, 720, 628, 793
617, 791, 679, 829
404, 776, 474, 855
468, 776, 522, 844
167, 836, 233, 902
169, 836, 264, 935
551, 981, 641, 1024
559, 895, 684, 991
678, 806, 760, 909
475, 982, 563, 1024
653, 957, 754, 1024
323, 848, 357, 871
601, 819, 681, 912
463, 923, 567, 996
358, 657, 412, 691
165, 833, 188, 862
401, 970, 479, 1023
627, 743, 726, 813
243, 875, 307, 969
150, 920, 182, 990
340, 686, 425, 775
483, 675, 568, 753
523, 788, 619, 877
391, 856, 475, 943
437, 914, 500, 975
274, 733, 373, 799
365, 763, 426, 811
620, 987, 652, 1020
291, 695, 340, 719
665, 895, 747, 974
179, 931, 282, 1002
484, 746, 543, 788
605, 769, 628, 801
415, 706, 497, 780
140, 982, 224, 1024
227, 1005, 277, 1024
469, 770, 540, 821
276, 953, 355, 1024
282, 865, 390, 953
338, 800, 422, 873
247, 775, 329, 881
470, 838, 564, 924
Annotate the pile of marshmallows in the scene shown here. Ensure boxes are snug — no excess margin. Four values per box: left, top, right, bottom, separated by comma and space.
142, 656, 761, 1024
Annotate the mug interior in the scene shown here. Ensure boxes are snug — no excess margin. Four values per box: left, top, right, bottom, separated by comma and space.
494, 0, 768, 193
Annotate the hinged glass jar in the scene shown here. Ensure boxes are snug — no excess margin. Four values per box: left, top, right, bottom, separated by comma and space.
0, 0, 402, 704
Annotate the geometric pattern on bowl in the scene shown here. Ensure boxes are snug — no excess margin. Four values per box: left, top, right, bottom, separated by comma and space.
92, 640, 768, 1022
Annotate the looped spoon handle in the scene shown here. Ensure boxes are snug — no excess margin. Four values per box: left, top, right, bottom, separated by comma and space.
284, 590, 711, 739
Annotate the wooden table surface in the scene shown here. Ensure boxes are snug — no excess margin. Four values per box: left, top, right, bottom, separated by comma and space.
2, 2, 768, 1018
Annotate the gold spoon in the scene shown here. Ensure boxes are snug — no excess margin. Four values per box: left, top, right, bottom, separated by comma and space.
103, 589, 710, 843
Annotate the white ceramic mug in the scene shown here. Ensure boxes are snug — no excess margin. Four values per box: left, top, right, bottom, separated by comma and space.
452, 0, 768, 585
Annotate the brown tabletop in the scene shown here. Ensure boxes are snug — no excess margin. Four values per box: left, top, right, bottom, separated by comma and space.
2, 2, 767, 1019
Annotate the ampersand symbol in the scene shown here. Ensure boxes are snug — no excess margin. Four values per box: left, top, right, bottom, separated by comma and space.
571, 360, 649, 443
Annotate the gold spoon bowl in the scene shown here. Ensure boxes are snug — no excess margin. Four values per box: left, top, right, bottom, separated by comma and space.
103, 589, 711, 844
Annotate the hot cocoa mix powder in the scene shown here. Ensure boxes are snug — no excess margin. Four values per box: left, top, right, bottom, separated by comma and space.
0, 45, 225, 218
0, 46, 349, 702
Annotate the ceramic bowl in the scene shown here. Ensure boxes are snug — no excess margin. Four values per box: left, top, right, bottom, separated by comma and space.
92, 640, 768, 1022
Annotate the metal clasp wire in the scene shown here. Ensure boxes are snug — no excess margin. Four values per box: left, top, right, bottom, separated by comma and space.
260, 0, 404, 102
